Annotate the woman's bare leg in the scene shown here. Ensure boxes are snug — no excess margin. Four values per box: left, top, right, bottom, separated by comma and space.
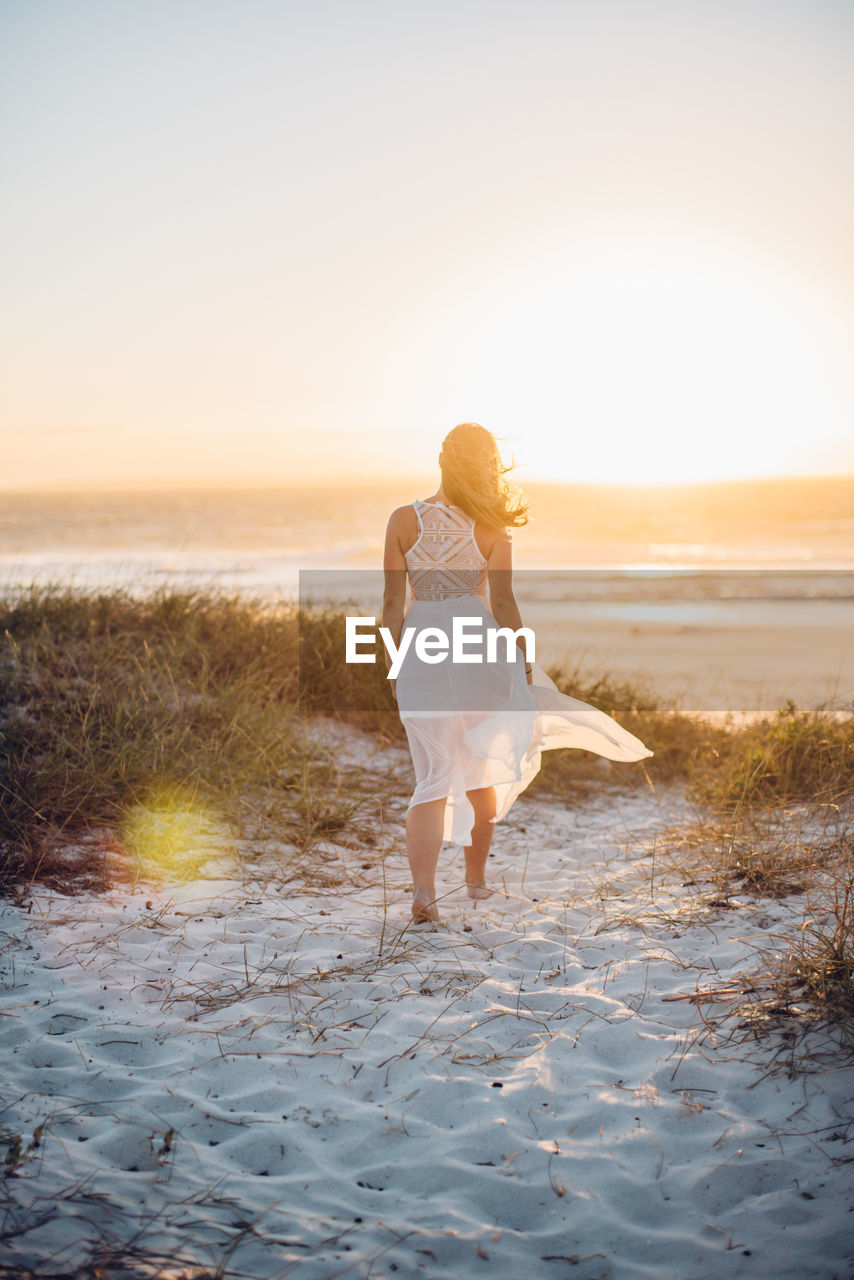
464, 786, 497, 899
406, 798, 447, 922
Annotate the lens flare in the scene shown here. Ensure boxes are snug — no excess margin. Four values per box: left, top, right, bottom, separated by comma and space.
121, 785, 233, 880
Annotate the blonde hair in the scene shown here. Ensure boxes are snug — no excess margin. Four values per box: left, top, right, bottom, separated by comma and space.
440, 422, 529, 530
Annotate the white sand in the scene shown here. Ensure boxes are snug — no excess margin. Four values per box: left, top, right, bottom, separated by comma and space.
1, 738, 852, 1279
532, 615, 854, 715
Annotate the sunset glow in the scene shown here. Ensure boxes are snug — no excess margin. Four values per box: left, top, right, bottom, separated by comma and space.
1, 1, 853, 488
476, 241, 852, 484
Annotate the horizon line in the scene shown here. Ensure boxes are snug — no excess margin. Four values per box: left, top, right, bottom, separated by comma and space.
3, 471, 854, 496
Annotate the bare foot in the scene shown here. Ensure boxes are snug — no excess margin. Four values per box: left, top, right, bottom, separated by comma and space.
411, 890, 441, 924
465, 881, 495, 901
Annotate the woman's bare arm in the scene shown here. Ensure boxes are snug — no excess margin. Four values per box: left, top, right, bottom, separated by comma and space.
486, 530, 533, 681
382, 507, 411, 679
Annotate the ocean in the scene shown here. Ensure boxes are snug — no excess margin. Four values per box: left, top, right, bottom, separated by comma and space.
2, 477, 853, 591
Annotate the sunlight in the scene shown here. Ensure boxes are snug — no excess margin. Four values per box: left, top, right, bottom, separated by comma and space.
461, 241, 848, 484
121, 785, 233, 881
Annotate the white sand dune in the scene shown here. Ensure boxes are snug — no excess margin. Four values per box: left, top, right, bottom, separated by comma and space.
1, 747, 852, 1279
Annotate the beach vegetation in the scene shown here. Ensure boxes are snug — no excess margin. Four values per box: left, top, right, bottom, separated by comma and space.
688, 699, 854, 811
0, 588, 352, 896
2, 588, 851, 938
789, 842, 854, 1025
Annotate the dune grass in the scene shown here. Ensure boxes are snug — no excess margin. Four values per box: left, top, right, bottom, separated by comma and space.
2, 586, 852, 906
794, 845, 854, 1025
296, 603, 401, 734
0, 588, 379, 896
530, 665, 854, 813
689, 699, 854, 811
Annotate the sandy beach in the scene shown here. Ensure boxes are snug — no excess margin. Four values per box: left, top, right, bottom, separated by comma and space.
532, 613, 854, 715
2, 724, 851, 1279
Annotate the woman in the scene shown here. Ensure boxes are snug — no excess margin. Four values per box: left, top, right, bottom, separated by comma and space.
383, 422, 652, 924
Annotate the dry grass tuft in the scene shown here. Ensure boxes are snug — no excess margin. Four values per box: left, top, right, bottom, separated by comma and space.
788, 836, 854, 1026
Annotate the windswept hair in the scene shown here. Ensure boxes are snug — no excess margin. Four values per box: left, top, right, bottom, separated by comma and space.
440, 422, 529, 530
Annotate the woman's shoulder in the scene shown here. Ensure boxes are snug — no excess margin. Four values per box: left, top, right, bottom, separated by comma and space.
386, 503, 419, 527
385, 503, 419, 550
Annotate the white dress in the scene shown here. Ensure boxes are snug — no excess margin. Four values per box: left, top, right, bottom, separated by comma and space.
396, 500, 653, 847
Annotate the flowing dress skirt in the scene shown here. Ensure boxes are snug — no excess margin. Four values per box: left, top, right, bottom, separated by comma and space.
395, 594, 653, 847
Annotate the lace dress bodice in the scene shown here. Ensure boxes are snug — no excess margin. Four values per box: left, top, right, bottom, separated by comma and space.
405, 500, 488, 602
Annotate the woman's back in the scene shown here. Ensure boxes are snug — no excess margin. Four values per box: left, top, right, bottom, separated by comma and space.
404, 499, 488, 602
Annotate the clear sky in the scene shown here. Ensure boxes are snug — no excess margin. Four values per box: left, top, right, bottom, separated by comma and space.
2, 0, 853, 488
